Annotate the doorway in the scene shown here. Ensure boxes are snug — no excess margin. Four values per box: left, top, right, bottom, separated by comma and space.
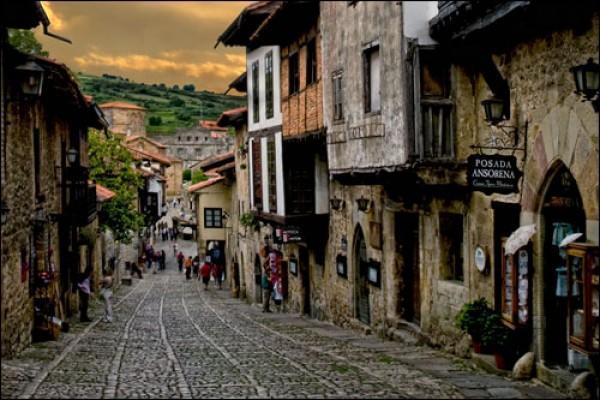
354, 226, 370, 325
395, 213, 420, 323
541, 165, 585, 367
254, 254, 262, 304
300, 246, 311, 316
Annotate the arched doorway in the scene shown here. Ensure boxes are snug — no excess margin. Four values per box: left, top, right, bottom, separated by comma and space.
354, 226, 370, 325
540, 164, 585, 367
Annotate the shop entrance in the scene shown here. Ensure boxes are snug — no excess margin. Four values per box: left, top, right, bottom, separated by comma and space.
395, 213, 420, 323
541, 165, 585, 367
354, 226, 370, 325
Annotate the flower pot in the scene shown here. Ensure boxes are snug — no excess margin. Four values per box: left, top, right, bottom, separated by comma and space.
494, 352, 512, 370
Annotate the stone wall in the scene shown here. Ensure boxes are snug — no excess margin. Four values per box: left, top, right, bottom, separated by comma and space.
102, 107, 146, 137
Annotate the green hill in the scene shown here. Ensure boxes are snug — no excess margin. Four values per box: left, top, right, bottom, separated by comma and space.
76, 73, 245, 136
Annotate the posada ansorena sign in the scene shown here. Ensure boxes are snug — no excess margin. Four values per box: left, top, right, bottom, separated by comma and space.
467, 154, 522, 194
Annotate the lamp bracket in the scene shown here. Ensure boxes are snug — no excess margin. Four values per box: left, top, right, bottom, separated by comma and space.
471, 120, 528, 167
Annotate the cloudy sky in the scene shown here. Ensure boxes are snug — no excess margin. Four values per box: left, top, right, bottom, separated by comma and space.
34, 1, 250, 93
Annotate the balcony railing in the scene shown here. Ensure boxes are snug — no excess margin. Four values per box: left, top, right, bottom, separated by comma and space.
64, 166, 97, 226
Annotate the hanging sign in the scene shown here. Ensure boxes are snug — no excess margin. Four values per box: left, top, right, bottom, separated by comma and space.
282, 227, 303, 243
468, 154, 522, 194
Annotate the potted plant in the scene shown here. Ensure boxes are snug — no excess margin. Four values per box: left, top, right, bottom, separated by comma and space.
456, 297, 494, 353
481, 313, 515, 370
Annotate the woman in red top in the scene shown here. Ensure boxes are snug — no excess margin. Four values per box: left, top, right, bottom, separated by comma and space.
199, 258, 212, 290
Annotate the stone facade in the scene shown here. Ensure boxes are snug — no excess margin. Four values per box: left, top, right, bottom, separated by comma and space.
100, 102, 146, 137
153, 127, 234, 170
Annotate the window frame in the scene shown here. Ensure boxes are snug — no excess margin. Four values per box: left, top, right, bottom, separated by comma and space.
204, 208, 223, 228
265, 51, 274, 119
251, 139, 263, 211
267, 136, 277, 213
288, 51, 300, 96
363, 44, 381, 114
332, 70, 344, 122
252, 60, 260, 123
306, 38, 317, 86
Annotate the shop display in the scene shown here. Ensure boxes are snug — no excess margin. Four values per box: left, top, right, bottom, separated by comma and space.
501, 238, 530, 328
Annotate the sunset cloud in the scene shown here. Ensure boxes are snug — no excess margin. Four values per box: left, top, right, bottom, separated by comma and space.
74, 52, 245, 80
41, 1, 66, 31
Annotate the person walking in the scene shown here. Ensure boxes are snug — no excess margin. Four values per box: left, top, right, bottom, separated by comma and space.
77, 266, 93, 322
261, 266, 272, 313
214, 262, 224, 290
192, 255, 200, 278
173, 242, 178, 257
199, 257, 212, 290
160, 250, 166, 271
130, 262, 143, 279
153, 250, 160, 274
100, 269, 114, 323
184, 256, 193, 280
177, 251, 184, 273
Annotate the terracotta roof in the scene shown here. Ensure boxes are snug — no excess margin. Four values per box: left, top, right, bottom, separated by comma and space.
99, 101, 146, 111
187, 176, 225, 193
125, 135, 167, 149
127, 146, 172, 165
225, 72, 247, 94
217, 107, 247, 127
95, 183, 116, 202
215, 161, 236, 174
196, 150, 235, 170
137, 168, 166, 181
200, 120, 228, 131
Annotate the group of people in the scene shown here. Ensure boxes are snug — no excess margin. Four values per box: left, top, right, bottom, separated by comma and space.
176, 251, 224, 289
138, 243, 167, 275
77, 266, 114, 324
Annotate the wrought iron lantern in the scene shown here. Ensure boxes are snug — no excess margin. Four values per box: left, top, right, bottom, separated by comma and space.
481, 97, 506, 125
330, 196, 344, 211
356, 196, 371, 212
570, 58, 600, 112
66, 148, 78, 165
1, 200, 9, 225
15, 60, 45, 97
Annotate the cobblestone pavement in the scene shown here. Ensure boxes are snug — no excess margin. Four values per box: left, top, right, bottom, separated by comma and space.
2, 239, 566, 399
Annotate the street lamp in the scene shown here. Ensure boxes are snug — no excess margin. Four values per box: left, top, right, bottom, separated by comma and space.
356, 196, 371, 212
66, 148, 78, 165
330, 196, 344, 211
15, 60, 45, 97
570, 58, 600, 112
481, 97, 506, 125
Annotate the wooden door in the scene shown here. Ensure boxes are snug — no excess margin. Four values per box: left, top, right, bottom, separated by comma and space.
300, 246, 311, 315
355, 228, 370, 325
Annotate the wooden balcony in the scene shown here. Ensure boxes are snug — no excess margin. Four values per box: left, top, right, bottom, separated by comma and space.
64, 166, 97, 226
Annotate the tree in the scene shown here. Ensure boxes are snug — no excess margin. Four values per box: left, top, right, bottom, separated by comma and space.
182, 169, 191, 181
148, 116, 162, 126
173, 84, 180, 90
88, 130, 144, 243
8, 29, 49, 56
169, 97, 185, 107
183, 84, 196, 92
192, 169, 208, 184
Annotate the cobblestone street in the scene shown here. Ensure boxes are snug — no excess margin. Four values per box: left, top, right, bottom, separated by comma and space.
2, 240, 565, 399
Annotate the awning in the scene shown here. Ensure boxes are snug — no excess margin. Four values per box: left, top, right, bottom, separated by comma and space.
504, 224, 536, 256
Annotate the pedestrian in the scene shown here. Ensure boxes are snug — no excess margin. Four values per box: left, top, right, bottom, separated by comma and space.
77, 266, 93, 322
100, 268, 114, 323
145, 247, 153, 272
160, 250, 166, 271
177, 251, 184, 272
199, 257, 212, 290
192, 255, 200, 278
261, 265, 272, 313
130, 262, 143, 279
173, 242, 178, 257
162, 226, 168, 241
153, 250, 160, 274
214, 263, 224, 290
184, 256, 192, 280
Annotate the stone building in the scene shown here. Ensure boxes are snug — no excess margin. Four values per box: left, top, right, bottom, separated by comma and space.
216, 106, 248, 300
428, 0, 599, 391
125, 135, 183, 197
99, 101, 146, 138
248, 1, 330, 318
1, 2, 108, 356
153, 123, 234, 170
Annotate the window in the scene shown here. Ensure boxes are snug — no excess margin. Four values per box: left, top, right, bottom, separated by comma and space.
252, 60, 260, 123
332, 71, 343, 121
363, 45, 380, 113
267, 137, 277, 213
251, 139, 262, 211
33, 127, 41, 197
284, 143, 314, 215
288, 52, 300, 95
204, 208, 223, 228
306, 39, 317, 85
414, 48, 454, 159
195, 148, 202, 157
265, 51, 274, 119
439, 213, 463, 282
